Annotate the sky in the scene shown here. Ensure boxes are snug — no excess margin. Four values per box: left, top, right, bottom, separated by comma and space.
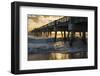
27, 15, 63, 32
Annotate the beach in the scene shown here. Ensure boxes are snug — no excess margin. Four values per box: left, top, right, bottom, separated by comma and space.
28, 32, 88, 61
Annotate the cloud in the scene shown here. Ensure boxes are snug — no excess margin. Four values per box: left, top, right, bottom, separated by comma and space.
28, 15, 63, 32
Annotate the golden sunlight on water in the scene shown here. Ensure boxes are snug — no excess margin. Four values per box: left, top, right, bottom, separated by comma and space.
28, 51, 87, 61
45, 32, 88, 38
49, 53, 70, 60
28, 52, 70, 60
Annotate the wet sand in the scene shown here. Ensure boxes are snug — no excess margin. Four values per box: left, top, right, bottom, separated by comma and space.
28, 51, 87, 61
28, 32, 88, 61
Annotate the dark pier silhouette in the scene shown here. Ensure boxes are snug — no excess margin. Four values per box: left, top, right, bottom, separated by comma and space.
30, 16, 88, 46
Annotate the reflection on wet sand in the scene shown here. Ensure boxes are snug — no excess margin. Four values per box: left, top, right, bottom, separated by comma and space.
50, 52, 69, 60
28, 51, 87, 61
28, 53, 69, 60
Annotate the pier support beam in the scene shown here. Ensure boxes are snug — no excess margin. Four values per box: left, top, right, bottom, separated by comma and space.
61, 31, 63, 39
63, 31, 66, 41
82, 32, 87, 44
54, 31, 57, 42
69, 32, 75, 47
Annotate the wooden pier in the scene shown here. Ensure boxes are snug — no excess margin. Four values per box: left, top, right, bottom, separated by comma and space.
30, 16, 88, 46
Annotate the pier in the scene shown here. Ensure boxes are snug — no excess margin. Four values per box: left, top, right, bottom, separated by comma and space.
30, 16, 88, 46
